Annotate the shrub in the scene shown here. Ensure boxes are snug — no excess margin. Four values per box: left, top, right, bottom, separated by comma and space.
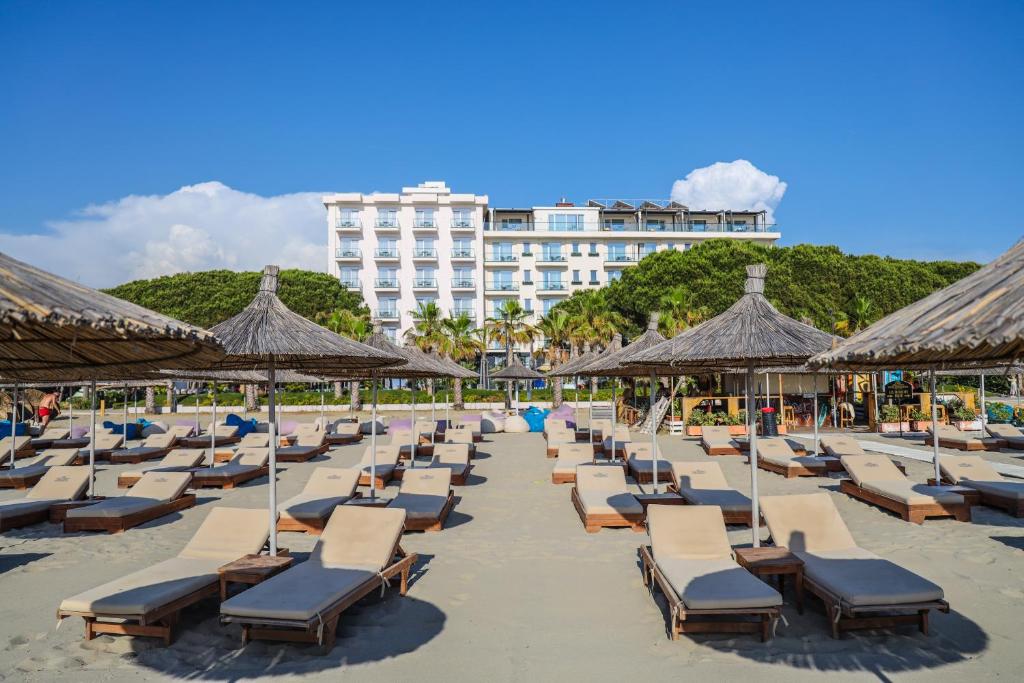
988, 402, 1013, 423
879, 405, 902, 423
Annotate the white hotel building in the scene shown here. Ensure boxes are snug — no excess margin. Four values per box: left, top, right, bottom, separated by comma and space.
324, 181, 780, 341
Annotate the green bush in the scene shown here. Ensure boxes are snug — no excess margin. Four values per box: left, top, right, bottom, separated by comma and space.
879, 405, 902, 423
909, 408, 929, 421
988, 402, 1013, 423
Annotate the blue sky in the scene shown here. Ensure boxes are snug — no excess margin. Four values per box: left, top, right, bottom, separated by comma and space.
1, 0, 1023, 284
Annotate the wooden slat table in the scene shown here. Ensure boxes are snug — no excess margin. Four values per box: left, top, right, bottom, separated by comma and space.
735, 546, 805, 613
218, 554, 294, 601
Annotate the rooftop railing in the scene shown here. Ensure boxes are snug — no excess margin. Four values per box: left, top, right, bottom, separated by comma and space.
484, 221, 776, 233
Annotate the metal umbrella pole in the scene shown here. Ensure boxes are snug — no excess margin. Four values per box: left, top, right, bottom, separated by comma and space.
267, 362, 278, 556
194, 382, 200, 436
67, 386, 74, 440
430, 379, 437, 448
123, 382, 129, 444
979, 374, 986, 426
8, 382, 18, 468
747, 362, 760, 547
649, 371, 659, 494
929, 368, 941, 484
209, 381, 217, 465
610, 378, 617, 462
811, 372, 819, 456
88, 380, 97, 498
320, 383, 325, 426
410, 380, 417, 468
369, 379, 379, 500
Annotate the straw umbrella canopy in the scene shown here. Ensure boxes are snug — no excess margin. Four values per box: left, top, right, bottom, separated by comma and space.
491, 355, 544, 413
578, 316, 666, 378
547, 344, 600, 378
207, 266, 404, 555
810, 240, 1024, 483
629, 264, 839, 545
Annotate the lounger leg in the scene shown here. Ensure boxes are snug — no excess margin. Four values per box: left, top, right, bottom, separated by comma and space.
919, 609, 929, 636
85, 618, 95, 641
242, 625, 250, 645
400, 566, 409, 595
760, 615, 770, 642
825, 605, 840, 639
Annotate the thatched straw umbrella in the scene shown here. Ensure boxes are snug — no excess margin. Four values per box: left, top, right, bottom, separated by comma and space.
0, 252, 224, 492
548, 343, 601, 431
208, 266, 404, 555
575, 334, 624, 454
811, 239, 1024, 483
629, 264, 838, 544
491, 355, 545, 413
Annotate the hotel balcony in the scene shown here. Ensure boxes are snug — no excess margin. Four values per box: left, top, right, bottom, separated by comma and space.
485, 281, 519, 294
374, 279, 399, 292
451, 248, 475, 261
412, 248, 438, 262
536, 254, 568, 267
374, 248, 400, 262
450, 219, 476, 233
452, 309, 476, 321
334, 248, 362, 262
338, 279, 360, 290
374, 310, 400, 322
484, 254, 518, 266
412, 220, 438, 233
374, 219, 400, 233
412, 278, 438, 291
537, 282, 567, 294
604, 254, 637, 267
335, 218, 362, 232
451, 278, 476, 291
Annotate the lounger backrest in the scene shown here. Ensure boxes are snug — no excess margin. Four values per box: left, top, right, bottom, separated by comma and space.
142, 432, 176, 449
314, 506, 406, 569
756, 438, 795, 459
545, 418, 568, 430
625, 442, 659, 460
335, 422, 360, 435
414, 420, 435, 436
239, 432, 271, 448
92, 433, 123, 450
389, 428, 413, 444
130, 471, 191, 501
35, 449, 79, 467
700, 426, 732, 443
161, 449, 207, 467
232, 449, 269, 468
840, 453, 905, 484
928, 424, 962, 437
547, 427, 575, 443
294, 431, 326, 448
590, 419, 612, 436
576, 464, 628, 492
940, 455, 1002, 484
302, 467, 359, 497
759, 493, 857, 553
606, 426, 631, 443
167, 425, 194, 439
819, 435, 865, 456
214, 424, 238, 438
557, 443, 593, 463
432, 443, 469, 465
41, 427, 70, 440
294, 422, 320, 434
1, 435, 30, 450
399, 468, 451, 496
179, 507, 270, 560
986, 423, 1023, 439
672, 461, 729, 490
648, 505, 733, 561
360, 445, 401, 466
26, 466, 89, 501
445, 429, 473, 445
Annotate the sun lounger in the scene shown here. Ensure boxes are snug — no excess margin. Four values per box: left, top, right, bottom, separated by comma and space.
356, 445, 401, 488
626, 442, 672, 484
326, 420, 362, 445
118, 449, 207, 488
414, 419, 438, 444
63, 471, 195, 534
925, 425, 1005, 452
545, 426, 579, 457
571, 464, 644, 533
277, 467, 361, 534
700, 426, 741, 456
0, 466, 90, 531
985, 423, 1024, 450
452, 419, 482, 442
543, 418, 570, 438
443, 427, 477, 458
552, 443, 594, 484
640, 506, 781, 641
589, 419, 613, 443
669, 461, 756, 526
0, 449, 79, 489
221, 507, 417, 649
818, 434, 868, 457
756, 438, 834, 478
178, 424, 240, 449
937, 455, 1024, 517
237, 432, 271, 448
191, 449, 269, 489
0, 435, 35, 460
388, 469, 455, 532
839, 454, 970, 523
389, 427, 417, 460
425, 443, 472, 485
108, 432, 178, 464
601, 426, 632, 460
30, 427, 71, 450
57, 507, 270, 644
74, 433, 125, 462
276, 431, 328, 463
760, 492, 949, 637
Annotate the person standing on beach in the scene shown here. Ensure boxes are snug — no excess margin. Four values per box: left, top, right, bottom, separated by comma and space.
37, 390, 60, 430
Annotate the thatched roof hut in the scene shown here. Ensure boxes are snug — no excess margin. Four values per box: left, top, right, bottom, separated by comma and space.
810, 239, 1024, 371
0, 251, 224, 380
491, 355, 545, 381
579, 317, 666, 377
326, 324, 450, 380
548, 343, 601, 378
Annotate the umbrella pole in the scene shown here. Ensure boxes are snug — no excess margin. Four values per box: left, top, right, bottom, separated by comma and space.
431, 379, 436, 445
979, 374, 986, 426
929, 368, 941, 484
747, 363, 759, 547
445, 386, 449, 428
267, 361, 278, 556
194, 382, 200, 436
370, 379, 378, 500
68, 386, 74, 440
410, 380, 417, 468
210, 382, 217, 462
89, 380, 97, 499
649, 371, 659, 494
320, 383, 325, 426
123, 383, 129, 443
9, 382, 18, 468
610, 380, 617, 462
812, 372, 819, 456
587, 376, 593, 444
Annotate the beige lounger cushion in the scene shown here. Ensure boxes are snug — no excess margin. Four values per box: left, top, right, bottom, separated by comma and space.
123, 449, 208, 478
430, 443, 470, 468
841, 454, 906, 484
0, 436, 32, 452
66, 472, 191, 519
545, 419, 569, 431
546, 427, 576, 445
278, 468, 359, 521
671, 462, 752, 512
27, 466, 90, 501
700, 426, 736, 448
445, 429, 474, 445
962, 480, 1024, 500
985, 423, 1024, 446
239, 432, 271, 448
759, 493, 858, 553
80, 434, 123, 453
819, 435, 866, 457
0, 499, 60, 519
938, 456, 1024, 498
38, 427, 71, 441
221, 507, 407, 621
757, 438, 823, 471
575, 465, 642, 516
553, 443, 593, 474
205, 424, 239, 438
414, 420, 436, 436
333, 422, 361, 436
0, 450, 79, 482
589, 419, 612, 438
358, 445, 400, 474
625, 442, 664, 472
842, 454, 963, 505
167, 425, 194, 439
389, 469, 451, 521
142, 433, 176, 449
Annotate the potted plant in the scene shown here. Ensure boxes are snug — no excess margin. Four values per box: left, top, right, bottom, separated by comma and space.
877, 404, 903, 433
685, 410, 712, 436
909, 408, 931, 432
949, 404, 981, 431
723, 410, 748, 435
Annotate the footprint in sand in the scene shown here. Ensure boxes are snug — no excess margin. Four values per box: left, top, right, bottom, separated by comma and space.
6, 635, 28, 650
998, 587, 1024, 600
961, 553, 996, 565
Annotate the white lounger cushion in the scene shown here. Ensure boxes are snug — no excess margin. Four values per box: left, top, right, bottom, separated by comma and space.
65, 472, 191, 519
671, 462, 752, 513
575, 465, 642, 516
819, 435, 867, 456
390, 469, 451, 521
278, 468, 359, 521
553, 443, 593, 474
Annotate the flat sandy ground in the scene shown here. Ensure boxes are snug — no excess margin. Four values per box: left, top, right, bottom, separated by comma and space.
1, 413, 1023, 682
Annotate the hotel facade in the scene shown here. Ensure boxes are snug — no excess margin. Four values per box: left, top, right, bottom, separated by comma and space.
324, 181, 780, 341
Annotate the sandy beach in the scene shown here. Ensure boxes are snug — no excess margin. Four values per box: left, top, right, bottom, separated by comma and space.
2, 414, 1023, 682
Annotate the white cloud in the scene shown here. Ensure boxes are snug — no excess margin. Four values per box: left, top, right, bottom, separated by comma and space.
670, 160, 787, 223
0, 182, 326, 288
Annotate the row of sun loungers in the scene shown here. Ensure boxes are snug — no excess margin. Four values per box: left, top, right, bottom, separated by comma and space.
64, 471, 197, 534
0, 466, 90, 531
0, 449, 80, 488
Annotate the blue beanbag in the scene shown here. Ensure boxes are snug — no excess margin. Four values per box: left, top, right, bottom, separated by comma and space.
224, 413, 258, 437
523, 407, 546, 432
103, 421, 141, 439
0, 421, 28, 439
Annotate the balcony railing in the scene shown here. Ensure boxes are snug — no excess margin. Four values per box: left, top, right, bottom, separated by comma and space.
413, 279, 438, 289
486, 281, 519, 292
452, 279, 476, 288
451, 219, 475, 229
451, 248, 475, 259
374, 249, 399, 258
605, 254, 637, 263
452, 310, 476, 320
413, 249, 438, 258
374, 310, 399, 320
539, 282, 566, 291
375, 219, 400, 229
538, 254, 567, 263
374, 279, 398, 289
486, 254, 518, 263
413, 219, 437, 229
484, 221, 776, 233
339, 280, 360, 289
335, 218, 361, 229
335, 249, 361, 259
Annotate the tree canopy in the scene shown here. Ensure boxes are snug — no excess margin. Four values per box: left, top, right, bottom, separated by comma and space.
103, 269, 366, 328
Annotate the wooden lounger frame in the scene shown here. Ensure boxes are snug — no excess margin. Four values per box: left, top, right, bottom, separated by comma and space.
357, 469, 393, 489
701, 440, 742, 456
1, 506, 52, 531
757, 456, 840, 479
63, 494, 197, 534
108, 447, 172, 465
924, 435, 1006, 452
928, 475, 1024, 518
0, 470, 48, 490
738, 440, 807, 456
571, 486, 644, 533
191, 465, 269, 489
58, 580, 221, 646
839, 479, 971, 524
665, 483, 760, 527
401, 490, 456, 532
178, 435, 241, 449
326, 432, 362, 445
799, 570, 950, 638
276, 493, 363, 534
639, 545, 778, 642
393, 464, 472, 486
628, 462, 674, 485
229, 545, 418, 651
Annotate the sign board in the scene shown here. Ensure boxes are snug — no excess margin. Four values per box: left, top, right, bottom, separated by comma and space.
884, 380, 913, 403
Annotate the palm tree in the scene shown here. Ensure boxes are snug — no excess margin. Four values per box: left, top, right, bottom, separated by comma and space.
317, 308, 371, 410
657, 288, 710, 337
486, 300, 536, 408
565, 294, 624, 394
850, 295, 875, 332
536, 309, 571, 407
442, 313, 483, 409
405, 301, 447, 353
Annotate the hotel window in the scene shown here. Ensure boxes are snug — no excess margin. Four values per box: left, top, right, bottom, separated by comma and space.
589, 242, 599, 255
689, 220, 707, 232
589, 270, 599, 284
605, 218, 625, 232
379, 298, 398, 315
571, 242, 581, 255
608, 271, 623, 283
377, 268, 397, 286
453, 297, 474, 315
639, 243, 655, 258
415, 267, 436, 287
501, 218, 524, 231
415, 208, 436, 227
571, 270, 581, 284
416, 295, 436, 307
542, 271, 563, 290
339, 268, 359, 288
493, 271, 514, 290
542, 298, 562, 314
548, 213, 584, 232
522, 241, 532, 256
338, 208, 360, 227
383, 327, 397, 342
377, 208, 398, 227
338, 239, 359, 257
683, 243, 692, 250
453, 268, 474, 286
453, 238, 473, 257
646, 219, 666, 231
730, 220, 748, 232
452, 208, 473, 227
542, 242, 563, 261
492, 243, 514, 261
377, 238, 397, 256
523, 298, 533, 313
523, 269, 532, 284
608, 243, 627, 261
415, 238, 435, 257
667, 243, 675, 251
